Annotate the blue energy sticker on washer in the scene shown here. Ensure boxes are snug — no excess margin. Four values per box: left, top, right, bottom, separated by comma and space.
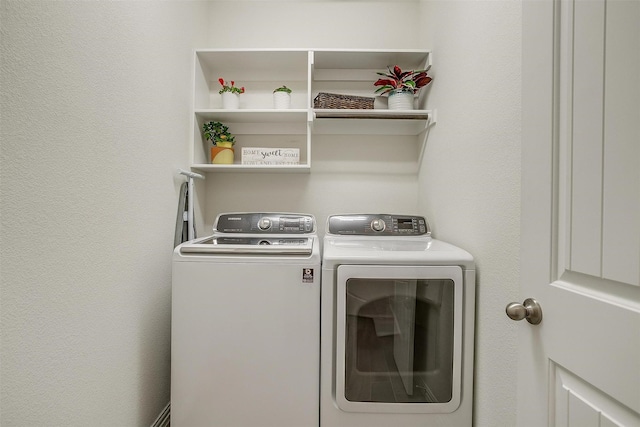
302, 268, 314, 283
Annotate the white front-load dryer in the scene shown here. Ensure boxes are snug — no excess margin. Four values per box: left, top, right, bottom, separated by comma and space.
321, 214, 475, 427
172, 213, 320, 427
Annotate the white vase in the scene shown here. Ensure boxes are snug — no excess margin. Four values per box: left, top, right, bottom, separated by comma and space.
221, 92, 240, 109
273, 92, 291, 109
387, 89, 415, 110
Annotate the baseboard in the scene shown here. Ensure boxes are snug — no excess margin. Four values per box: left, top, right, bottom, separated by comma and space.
150, 402, 170, 427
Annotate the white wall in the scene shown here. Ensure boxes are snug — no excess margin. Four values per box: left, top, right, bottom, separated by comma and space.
0, 2, 207, 425
200, 1, 425, 234
206, 2, 522, 426
418, 1, 521, 425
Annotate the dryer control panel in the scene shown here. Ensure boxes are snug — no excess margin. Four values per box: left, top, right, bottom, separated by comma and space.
327, 214, 431, 236
214, 212, 315, 234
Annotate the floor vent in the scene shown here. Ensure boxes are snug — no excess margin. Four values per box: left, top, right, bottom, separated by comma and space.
150, 402, 170, 427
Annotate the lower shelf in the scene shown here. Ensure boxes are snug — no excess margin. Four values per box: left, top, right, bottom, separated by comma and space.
313, 109, 430, 120
312, 109, 433, 135
191, 163, 311, 173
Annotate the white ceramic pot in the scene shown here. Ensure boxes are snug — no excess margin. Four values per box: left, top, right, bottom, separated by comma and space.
221, 92, 240, 109
387, 89, 414, 110
273, 91, 291, 109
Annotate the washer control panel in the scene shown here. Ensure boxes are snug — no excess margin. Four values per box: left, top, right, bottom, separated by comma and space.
215, 213, 315, 234
327, 214, 430, 236
213, 237, 311, 246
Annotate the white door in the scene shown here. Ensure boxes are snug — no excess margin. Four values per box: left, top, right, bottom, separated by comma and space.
519, 0, 640, 426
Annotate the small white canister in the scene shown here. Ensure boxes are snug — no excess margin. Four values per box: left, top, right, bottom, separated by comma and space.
273, 86, 292, 109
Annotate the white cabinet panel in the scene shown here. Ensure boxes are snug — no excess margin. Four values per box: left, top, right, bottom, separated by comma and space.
602, 0, 640, 286
570, 0, 606, 277
554, 365, 639, 427
567, 0, 639, 286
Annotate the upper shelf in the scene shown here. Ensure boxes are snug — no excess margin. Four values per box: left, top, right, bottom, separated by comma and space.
312, 49, 431, 82
194, 109, 309, 123
194, 108, 433, 136
196, 49, 309, 82
312, 49, 430, 69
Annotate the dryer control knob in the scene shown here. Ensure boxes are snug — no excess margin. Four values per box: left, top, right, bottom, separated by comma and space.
371, 219, 386, 232
258, 217, 272, 230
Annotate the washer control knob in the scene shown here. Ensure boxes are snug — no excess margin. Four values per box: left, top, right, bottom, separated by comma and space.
371, 219, 386, 232
258, 217, 272, 230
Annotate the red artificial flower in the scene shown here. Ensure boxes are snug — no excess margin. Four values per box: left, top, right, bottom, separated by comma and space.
217, 77, 245, 95
374, 79, 398, 88
413, 74, 432, 88
374, 65, 432, 95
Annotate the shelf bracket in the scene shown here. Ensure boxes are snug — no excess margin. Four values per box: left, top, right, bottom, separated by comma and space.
428, 109, 437, 127
417, 109, 436, 167
416, 109, 436, 135
307, 109, 315, 132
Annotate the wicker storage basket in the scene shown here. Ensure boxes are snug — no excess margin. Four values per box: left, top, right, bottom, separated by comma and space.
313, 92, 374, 110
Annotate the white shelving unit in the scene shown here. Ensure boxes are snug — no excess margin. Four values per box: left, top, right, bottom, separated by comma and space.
190, 49, 433, 173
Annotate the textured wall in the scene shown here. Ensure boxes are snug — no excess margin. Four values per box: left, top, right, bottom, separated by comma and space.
1, 1, 522, 425
201, 1, 425, 234
418, 1, 522, 425
0, 2, 206, 425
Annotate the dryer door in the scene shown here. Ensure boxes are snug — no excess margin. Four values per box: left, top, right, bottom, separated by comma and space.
335, 265, 464, 414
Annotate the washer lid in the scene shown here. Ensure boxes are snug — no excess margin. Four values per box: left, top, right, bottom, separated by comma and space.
325, 237, 432, 251
180, 236, 314, 256
322, 236, 474, 268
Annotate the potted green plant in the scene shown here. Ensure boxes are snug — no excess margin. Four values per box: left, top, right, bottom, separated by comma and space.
273, 85, 292, 109
218, 78, 245, 109
203, 121, 235, 164
373, 65, 432, 110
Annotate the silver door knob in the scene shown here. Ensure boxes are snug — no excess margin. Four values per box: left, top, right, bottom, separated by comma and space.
505, 298, 542, 325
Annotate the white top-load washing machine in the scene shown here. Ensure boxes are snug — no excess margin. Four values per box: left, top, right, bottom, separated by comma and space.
321, 214, 475, 427
172, 212, 320, 427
